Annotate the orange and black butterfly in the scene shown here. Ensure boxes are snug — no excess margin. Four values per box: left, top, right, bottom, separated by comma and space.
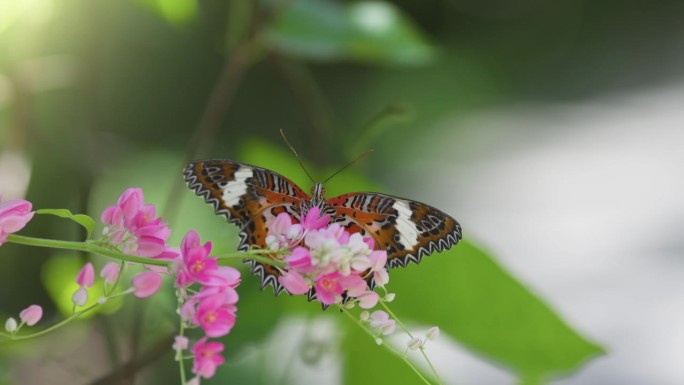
184, 159, 462, 297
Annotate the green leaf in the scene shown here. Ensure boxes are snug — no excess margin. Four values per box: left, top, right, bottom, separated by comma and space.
264, 0, 435, 65
36, 208, 95, 239
380, 241, 604, 382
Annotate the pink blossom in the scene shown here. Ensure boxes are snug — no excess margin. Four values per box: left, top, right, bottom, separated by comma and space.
131, 271, 162, 298
193, 294, 237, 338
370, 310, 396, 335
279, 270, 310, 295
19, 305, 42, 326
284, 247, 314, 274
100, 262, 121, 285
0, 197, 34, 246
191, 337, 225, 379
101, 188, 172, 259
173, 335, 189, 352
76, 262, 95, 288
180, 299, 197, 321
355, 291, 380, 309
301, 207, 330, 230
314, 272, 345, 305
117, 188, 144, 221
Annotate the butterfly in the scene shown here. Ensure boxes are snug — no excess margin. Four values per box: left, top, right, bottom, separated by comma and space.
184, 159, 462, 299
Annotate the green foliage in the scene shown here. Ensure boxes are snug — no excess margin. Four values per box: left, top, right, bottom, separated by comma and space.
263, 0, 435, 65
386, 241, 604, 381
35, 209, 95, 239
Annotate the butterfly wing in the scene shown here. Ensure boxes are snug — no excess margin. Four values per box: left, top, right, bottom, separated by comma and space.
326, 192, 462, 269
183, 159, 309, 293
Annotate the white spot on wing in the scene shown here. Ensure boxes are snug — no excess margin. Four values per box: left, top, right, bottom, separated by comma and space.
222, 167, 253, 207
392, 200, 419, 250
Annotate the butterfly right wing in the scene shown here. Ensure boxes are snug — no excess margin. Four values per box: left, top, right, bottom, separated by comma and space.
183, 159, 309, 293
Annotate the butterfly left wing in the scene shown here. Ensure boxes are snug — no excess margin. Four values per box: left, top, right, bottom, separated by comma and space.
184, 159, 309, 294
325, 192, 462, 269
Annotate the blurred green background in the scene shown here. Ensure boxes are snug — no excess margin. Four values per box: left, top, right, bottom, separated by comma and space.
2, 0, 683, 384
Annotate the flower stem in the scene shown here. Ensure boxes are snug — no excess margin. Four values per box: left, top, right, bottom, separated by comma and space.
378, 301, 445, 385
216, 251, 286, 268
338, 306, 434, 385
0, 303, 99, 343
177, 321, 187, 385
6, 234, 172, 266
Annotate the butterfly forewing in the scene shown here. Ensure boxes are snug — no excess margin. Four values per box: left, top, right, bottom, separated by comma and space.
184, 159, 309, 293
326, 193, 462, 268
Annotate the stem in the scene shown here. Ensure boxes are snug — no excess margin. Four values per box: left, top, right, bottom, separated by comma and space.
338, 306, 433, 385
6, 234, 172, 266
1, 303, 99, 343
217, 252, 286, 268
177, 321, 187, 384
379, 301, 445, 385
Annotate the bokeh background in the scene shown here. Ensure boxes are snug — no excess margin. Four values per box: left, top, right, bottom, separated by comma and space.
1, 0, 683, 384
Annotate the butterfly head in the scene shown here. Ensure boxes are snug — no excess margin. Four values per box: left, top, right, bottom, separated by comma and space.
310, 183, 326, 209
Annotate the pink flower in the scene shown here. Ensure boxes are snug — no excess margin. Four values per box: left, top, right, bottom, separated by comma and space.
193, 293, 237, 338
314, 272, 345, 305
284, 247, 314, 274
279, 270, 310, 295
131, 271, 162, 298
355, 291, 380, 309
369, 310, 396, 335
100, 262, 121, 285
191, 337, 225, 379
301, 207, 330, 230
19, 305, 42, 326
173, 335, 189, 352
101, 188, 172, 259
0, 197, 34, 246
76, 262, 95, 288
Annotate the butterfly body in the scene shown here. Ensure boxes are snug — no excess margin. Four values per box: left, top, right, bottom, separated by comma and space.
184, 159, 462, 296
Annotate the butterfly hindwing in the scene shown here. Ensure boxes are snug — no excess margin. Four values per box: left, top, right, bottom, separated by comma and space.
184, 159, 309, 293
326, 192, 462, 268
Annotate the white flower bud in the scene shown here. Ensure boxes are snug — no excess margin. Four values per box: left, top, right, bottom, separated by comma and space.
407, 337, 422, 350
5, 317, 17, 333
425, 326, 440, 341
383, 293, 395, 302
374, 337, 383, 345
359, 311, 370, 321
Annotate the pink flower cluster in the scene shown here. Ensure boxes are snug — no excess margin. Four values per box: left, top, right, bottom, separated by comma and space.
173, 231, 240, 380
101, 188, 176, 259
0, 196, 34, 246
272, 207, 389, 308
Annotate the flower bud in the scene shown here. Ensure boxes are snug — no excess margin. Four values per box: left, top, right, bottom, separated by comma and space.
131, 271, 162, 298
19, 305, 42, 326
407, 337, 422, 351
100, 262, 121, 285
383, 293, 395, 302
72, 287, 88, 307
426, 326, 440, 341
5, 317, 17, 333
359, 311, 370, 321
76, 262, 95, 288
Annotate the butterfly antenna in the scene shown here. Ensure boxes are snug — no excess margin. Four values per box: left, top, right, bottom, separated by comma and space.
280, 129, 316, 184
323, 149, 374, 184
